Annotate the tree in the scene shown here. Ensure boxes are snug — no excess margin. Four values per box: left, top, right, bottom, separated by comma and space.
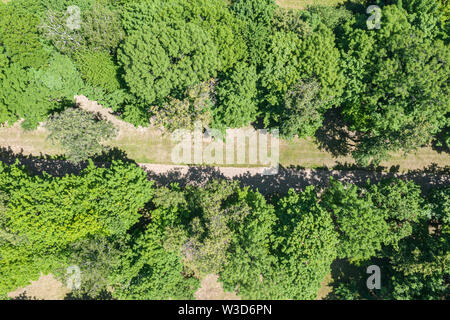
397, 0, 442, 38
39, 7, 86, 54
269, 187, 338, 299
149, 81, 213, 132
0, 53, 84, 129
272, 7, 312, 38
340, 5, 450, 165
259, 23, 343, 130
119, 20, 218, 106
301, 5, 353, 32
41, 0, 93, 12
219, 188, 278, 299
147, 180, 280, 299
221, 187, 338, 300
215, 1, 275, 66
322, 178, 428, 262
386, 220, 449, 300
428, 186, 450, 224
259, 31, 303, 125
177, 180, 246, 277
297, 23, 344, 103
111, 225, 199, 300
322, 179, 391, 261
280, 79, 326, 139
329, 185, 448, 300
230, 0, 276, 26
111, 184, 199, 300
212, 62, 258, 130
63, 235, 128, 299
120, 0, 247, 71
369, 179, 427, 248
45, 107, 117, 163
81, 1, 125, 53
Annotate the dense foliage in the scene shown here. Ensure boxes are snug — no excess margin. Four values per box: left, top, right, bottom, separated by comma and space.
0, 0, 448, 164
0, 160, 153, 296
0, 159, 447, 300
0, 0, 448, 301
339, 4, 449, 164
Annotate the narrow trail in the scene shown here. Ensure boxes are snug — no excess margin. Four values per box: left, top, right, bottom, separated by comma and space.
140, 163, 449, 194
1, 156, 447, 195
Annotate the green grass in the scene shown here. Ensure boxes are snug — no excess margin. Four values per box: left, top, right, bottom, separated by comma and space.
2, 124, 449, 172
279, 137, 450, 170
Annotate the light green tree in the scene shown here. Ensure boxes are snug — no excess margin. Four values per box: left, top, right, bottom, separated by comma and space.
45, 108, 117, 163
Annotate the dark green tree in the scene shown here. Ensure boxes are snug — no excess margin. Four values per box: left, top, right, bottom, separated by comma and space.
213, 62, 258, 130
340, 5, 450, 165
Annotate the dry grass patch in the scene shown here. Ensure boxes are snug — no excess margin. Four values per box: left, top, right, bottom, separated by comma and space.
316, 273, 333, 300
8, 274, 69, 300
0, 122, 61, 156
2, 121, 449, 171
195, 274, 241, 300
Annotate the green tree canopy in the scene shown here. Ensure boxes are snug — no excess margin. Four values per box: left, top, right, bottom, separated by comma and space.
0, 1, 49, 69
340, 5, 450, 165
119, 20, 218, 106
212, 62, 258, 130
0, 160, 153, 296
45, 107, 117, 163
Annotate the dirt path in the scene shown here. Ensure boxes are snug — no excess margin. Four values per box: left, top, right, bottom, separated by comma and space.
140, 163, 449, 194
0, 154, 447, 194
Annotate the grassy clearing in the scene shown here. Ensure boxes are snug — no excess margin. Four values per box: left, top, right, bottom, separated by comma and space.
1, 123, 449, 172
280, 137, 450, 171
195, 274, 241, 300
8, 274, 69, 300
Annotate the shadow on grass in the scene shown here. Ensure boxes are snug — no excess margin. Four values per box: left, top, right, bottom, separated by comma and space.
0, 146, 136, 177
1, 147, 448, 195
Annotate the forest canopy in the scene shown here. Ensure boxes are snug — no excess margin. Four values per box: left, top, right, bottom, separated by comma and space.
0, 160, 447, 300
0, 0, 448, 301
0, 0, 448, 165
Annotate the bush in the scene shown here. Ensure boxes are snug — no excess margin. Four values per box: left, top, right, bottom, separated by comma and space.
45, 107, 117, 163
